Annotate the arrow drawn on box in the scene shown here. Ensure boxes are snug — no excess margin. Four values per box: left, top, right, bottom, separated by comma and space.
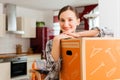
106, 67, 117, 78
71, 71, 80, 80
105, 48, 117, 63
90, 48, 103, 58
90, 62, 105, 75
68, 52, 78, 65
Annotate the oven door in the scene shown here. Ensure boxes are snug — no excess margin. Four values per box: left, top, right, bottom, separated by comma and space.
11, 60, 27, 78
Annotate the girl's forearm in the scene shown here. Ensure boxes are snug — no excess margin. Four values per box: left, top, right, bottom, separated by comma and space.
78, 29, 100, 37
51, 37, 61, 62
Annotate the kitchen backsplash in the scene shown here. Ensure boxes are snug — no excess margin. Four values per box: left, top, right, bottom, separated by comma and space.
0, 33, 30, 53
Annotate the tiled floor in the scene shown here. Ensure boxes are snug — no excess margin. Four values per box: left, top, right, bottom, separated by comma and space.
20, 79, 29, 80
15, 78, 30, 80
11, 76, 30, 80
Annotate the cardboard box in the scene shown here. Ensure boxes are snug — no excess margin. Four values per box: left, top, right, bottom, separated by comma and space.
60, 38, 82, 80
60, 38, 120, 80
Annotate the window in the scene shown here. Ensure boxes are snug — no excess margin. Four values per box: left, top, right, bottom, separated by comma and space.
89, 6, 99, 29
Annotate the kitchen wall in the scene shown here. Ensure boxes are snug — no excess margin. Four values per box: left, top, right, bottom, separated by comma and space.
99, 0, 120, 37
16, 6, 54, 27
0, 34, 30, 53
0, 4, 3, 13
0, 3, 54, 53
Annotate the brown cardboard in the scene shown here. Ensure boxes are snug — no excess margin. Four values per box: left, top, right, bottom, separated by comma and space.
60, 38, 120, 80
60, 38, 82, 80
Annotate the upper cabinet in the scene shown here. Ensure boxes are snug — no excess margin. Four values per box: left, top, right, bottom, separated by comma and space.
17, 17, 36, 38
0, 14, 6, 37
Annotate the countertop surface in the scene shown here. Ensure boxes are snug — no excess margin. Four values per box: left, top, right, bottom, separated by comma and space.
0, 53, 27, 58
0, 53, 41, 63
0, 53, 41, 59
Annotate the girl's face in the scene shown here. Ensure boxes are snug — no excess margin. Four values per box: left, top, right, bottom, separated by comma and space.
59, 10, 80, 33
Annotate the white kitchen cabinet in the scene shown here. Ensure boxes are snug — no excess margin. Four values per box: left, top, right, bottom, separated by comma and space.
0, 62, 10, 80
27, 54, 41, 79
17, 17, 36, 38
11, 75, 29, 80
0, 14, 6, 37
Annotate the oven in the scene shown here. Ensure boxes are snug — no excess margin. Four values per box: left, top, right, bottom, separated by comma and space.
11, 56, 27, 78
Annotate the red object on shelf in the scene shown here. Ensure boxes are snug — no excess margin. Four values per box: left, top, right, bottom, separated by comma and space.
53, 16, 59, 23
79, 4, 98, 30
30, 27, 54, 54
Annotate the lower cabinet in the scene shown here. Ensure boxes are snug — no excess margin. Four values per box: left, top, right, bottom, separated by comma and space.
0, 62, 10, 80
0, 55, 41, 80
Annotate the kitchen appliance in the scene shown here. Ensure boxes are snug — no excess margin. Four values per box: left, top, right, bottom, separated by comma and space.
10, 56, 27, 78
4, 3, 24, 34
30, 27, 51, 53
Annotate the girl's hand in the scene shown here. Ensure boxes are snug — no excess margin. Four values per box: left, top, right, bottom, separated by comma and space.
53, 33, 75, 42
63, 32, 80, 38
55, 33, 74, 40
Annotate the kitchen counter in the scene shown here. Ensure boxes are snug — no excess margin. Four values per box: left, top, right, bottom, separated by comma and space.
0, 53, 28, 63
0, 53, 41, 59
0, 53, 41, 63
0, 53, 27, 59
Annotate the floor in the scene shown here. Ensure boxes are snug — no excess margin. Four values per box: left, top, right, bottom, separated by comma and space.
15, 78, 30, 80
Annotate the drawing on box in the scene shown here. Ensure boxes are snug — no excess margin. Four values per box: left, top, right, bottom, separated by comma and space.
90, 62, 105, 75
71, 71, 80, 80
105, 48, 117, 63
106, 67, 117, 78
90, 47, 103, 58
68, 52, 78, 65
85, 40, 120, 80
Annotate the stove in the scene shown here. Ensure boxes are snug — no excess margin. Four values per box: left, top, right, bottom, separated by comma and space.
11, 56, 27, 78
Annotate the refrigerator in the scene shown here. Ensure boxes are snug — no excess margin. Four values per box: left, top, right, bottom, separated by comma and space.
30, 27, 54, 54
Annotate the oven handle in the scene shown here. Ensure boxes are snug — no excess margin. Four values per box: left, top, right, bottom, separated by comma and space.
11, 61, 27, 64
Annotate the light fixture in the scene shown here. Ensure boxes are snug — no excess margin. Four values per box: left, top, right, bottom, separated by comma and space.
83, 13, 99, 19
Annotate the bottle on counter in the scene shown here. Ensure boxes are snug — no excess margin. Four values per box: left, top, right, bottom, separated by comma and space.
27, 48, 33, 54
16, 44, 22, 54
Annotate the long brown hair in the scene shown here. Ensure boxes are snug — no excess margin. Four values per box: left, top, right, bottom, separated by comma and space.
58, 5, 79, 20
58, 5, 79, 33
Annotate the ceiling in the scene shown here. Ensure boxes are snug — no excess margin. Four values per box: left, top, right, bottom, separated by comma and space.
0, 0, 98, 11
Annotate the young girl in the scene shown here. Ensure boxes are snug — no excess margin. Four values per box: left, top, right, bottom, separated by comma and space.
44, 5, 106, 80
32, 5, 111, 80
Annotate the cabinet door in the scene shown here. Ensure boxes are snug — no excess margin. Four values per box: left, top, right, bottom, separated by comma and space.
0, 14, 6, 37
17, 17, 36, 38
0, 62, 10, 80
